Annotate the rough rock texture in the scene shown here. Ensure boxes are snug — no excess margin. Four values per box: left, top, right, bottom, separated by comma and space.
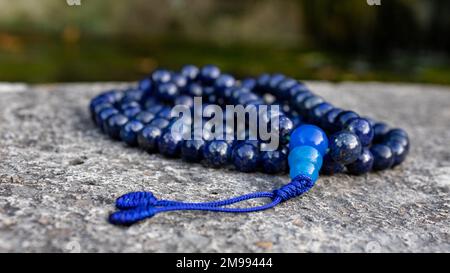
0, 82, 449, 253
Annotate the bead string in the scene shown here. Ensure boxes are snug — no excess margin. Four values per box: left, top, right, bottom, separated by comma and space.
89, 65, 410, 225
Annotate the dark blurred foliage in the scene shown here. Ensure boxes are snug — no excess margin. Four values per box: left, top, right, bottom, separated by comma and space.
0, 0, 448, 84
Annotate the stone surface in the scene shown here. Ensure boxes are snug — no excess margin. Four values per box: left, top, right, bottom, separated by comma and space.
0, 82, 449, 253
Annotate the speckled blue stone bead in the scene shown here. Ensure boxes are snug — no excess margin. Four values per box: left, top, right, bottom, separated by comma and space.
328, 131, 362, 165
231, 87, 250, 102
122, 106, 141, 119
186, 83, 203, 97
240, 78, 256, 90
149, 118, 170, 129
344, 118, 374, 146
232, 143, 259, 172
289, 124, 328, 156
237, 92, 260, 105
158, 130, 184, 157
373, 122, 390, 142
215, 74, 235, 95
320, 154, 345, 175
181, 65, 199, 82
181, 139, 205, 162
277, 78, 298, 100
171, 73, 188, 92
121, 89, 145, 104
255, 73, 271, 92
346, 147, 374, 175
134, 111, 156, 124
146, 104, 164, 114
174, 95, 194, 108
288, 83, 309, 99
309, 102, 333, 125
370, 144, 394, 171
120, 120, 144, 146
106, 113, 129, 140
91, 102, 113, 123
97, 107, 119, 132
120, 101, 140, 111
157, 107, 172, 119
385, 134, 410, 150
200, 65, 221, 85
151, 69, 172, 85
276, 115, 294, 144
320, 108, 343, 133
335, 111, 359, 129
268, 74, 285, 92
259, 149, 287, 174
299, 96, 324, 118
137, 125, 162, 152
138, 77, 152, 93
385, 139, 408, 166
156, 82, 179, 102
203, 140, 231, 168
386, 128, 409, 139
292, 91, 313, 112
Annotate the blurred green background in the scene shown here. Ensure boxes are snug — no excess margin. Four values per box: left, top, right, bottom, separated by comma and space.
0, 0, 449, 84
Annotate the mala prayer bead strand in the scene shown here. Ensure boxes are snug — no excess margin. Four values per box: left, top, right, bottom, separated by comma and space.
89, 65, 410, 225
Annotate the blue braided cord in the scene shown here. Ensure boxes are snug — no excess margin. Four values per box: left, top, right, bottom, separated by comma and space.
116, 191, 274, 210
109, 175, 314, 225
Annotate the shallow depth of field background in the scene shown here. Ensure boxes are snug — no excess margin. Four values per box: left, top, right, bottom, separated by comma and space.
0, 0, 449, 84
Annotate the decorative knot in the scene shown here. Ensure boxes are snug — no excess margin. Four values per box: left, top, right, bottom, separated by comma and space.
115, 191, 157, 210
109, 207, 156, 226
273, 175, 314, 201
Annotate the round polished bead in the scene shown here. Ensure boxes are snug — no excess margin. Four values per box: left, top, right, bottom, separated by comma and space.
259, 150, 287, 174
149, 118, 170, 129
143, 97, 158, 109
289, 124, 328, 156
292, 91, 313, 112
268, 74, 285, 92
146, 104, 164, 114
138, 77, 152, 93
121, 89, 145, 104
370, 144, 394, 170
346, 147, 374, 175
119, 101, 140, 111
335, 111, 359, 129
90, 91, 121, 115
320, 154, 345, 175
157, 107, 172, 119
237, 92, 260, 105
275, 115, 294, 144
344, 118, 374, 146
181, 65, 199, 82
120, 120, 144, 146
385, 138, 409, 166
158, 130, 183, 157
288, 146, 323, 168
232, 144, 259, 172
231, 87, 250, 102
174, 95, 194, 108
299, 96, 324, 118
373, 122, 390, 142
363, 116, 376, 127
328, 131, 362, 165
277, 78, 298, 100
386, 128, 409, 139
156, 82, 179, 102
151, 69, 172, 85
320, 108, 343, 133
122, 106, 141, 119
134, 111, 156, 124
137, 125, 162, 152
91, 102, 113, 123
203, 140, 231, 168
256, 73, 271, 92
172, 74, 188, 92
240, 78, 256, 90
181, 139, 205, 162
185, 84, 202, 98
200, 65, 221, 85
215, 74, 235, 95
309, 102, 333, 125
288, 83, 309, 99
289, 160, 319, 181
97, 107, 119, 132
106, 114, 129, 140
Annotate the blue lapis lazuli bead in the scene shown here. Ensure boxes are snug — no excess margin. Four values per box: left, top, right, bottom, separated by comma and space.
289, 124, 328, 156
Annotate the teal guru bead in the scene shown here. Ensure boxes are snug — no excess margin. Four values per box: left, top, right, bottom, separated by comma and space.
288, 146, 323, 168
